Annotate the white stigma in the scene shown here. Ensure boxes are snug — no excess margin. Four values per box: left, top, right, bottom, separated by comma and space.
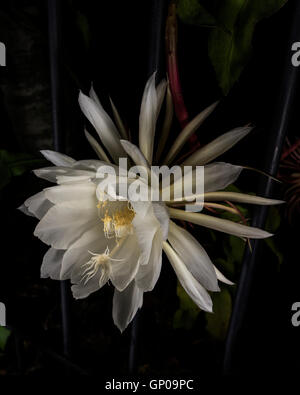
81, 246, 124, 285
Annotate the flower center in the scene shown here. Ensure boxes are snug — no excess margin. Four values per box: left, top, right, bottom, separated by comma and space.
97, 200, 135, 240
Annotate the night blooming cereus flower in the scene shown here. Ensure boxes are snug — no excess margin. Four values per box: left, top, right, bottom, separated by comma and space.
19, 73, 283, 331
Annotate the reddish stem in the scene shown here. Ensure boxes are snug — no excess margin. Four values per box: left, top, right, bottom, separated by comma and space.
281, 137, 300, 161
165, 2, 189, 130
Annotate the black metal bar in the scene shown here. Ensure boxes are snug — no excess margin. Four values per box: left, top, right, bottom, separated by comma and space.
223, 0, 300, 375
47, 0, 71, 358
128, 0, 167, 374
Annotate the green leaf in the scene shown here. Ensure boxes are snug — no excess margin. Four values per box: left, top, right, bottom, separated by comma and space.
177, 0, 217, 27
76, 11, 91, 50
265, 206, 281, 233
0, 327, 11, 351
264, 206, 283, 265
225, 235, 246, 264
173, 282, 200, 330
0, 150, 44, 190
206, 287, 232, 341
208, 0, 287, 94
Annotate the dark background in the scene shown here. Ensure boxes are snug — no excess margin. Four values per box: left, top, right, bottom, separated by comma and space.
0, 0, 299, 380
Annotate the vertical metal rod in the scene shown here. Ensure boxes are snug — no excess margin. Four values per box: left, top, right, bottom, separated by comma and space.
47, 0, 71, 358
128, 0, 167, 374
223, 0, 300, 375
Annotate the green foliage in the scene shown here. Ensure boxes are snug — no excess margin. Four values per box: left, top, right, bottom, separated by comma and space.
177, 0, 287, 95
0, 150, 44, 190
265, 206, 283, 266
0, 327, 11, 351
205, 287, 232, 341
173, 283, 200, 330
76, 11, 91, 50
177, 0, 216, 27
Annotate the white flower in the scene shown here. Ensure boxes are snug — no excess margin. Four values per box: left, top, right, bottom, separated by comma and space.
19, 73, 283, 332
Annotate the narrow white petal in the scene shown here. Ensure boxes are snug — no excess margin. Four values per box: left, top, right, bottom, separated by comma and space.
41, 248, 65, 280
203, 162, 242, 193
152, 202, 170, 240
120, 139, 149, 168
213, 265, 234, 285
183, 126, 253, 166
84, 129, 112, 163
204, 191, 284, 205
167, 162, 242, 202
155, 84, 173, 161
139, 72, 158, 164
163, 241, 213, 312
109, 97, 128, 140
89, 84, 102, 107
164, 101, 219, 164
78, 90, 125, 163
112, 280, 143, 332
169, 207, 273, 239
33, 166, 94, 184
156, 79, 167, 119
168, 221, 219, 291
40, 150, 76, 167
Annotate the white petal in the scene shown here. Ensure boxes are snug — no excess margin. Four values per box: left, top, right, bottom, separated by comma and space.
112, 280, 143, 332
214, 265, 234, 285
152, 202, 170, 240
78, 90, 125, 163
71, 259, 109, 299
44, 181, 96, 204
40, 150, 76, 166
155, 83, 173, 162
169, 207, 273, 239
21, 191, 53, 219
132, 207, 160, 266
109, 235, 140, 292
33, 166, 94, 184
183, 126, 252, 166
120, 139, 149, 168
41, 248, 65, 280
109, 97, 128, 140
18, 203, 35, 217
135, 229, 162, 291
71, 277, 104, 299
204, 191, 284, 205
163, 241, 213, 312
164, 101, 219, 164
61, 225, 112, 279
34, 200, 98, 249
84, 129, 112, 163
203, 162, 242, 193
168, 221, 219, 291
139, 72, 158, 164
167, 162, 242, 202
156, 79, 167, 119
